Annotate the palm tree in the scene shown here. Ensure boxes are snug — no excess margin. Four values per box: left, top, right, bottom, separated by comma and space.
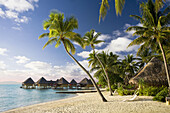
87, 52, 108, 82
84, 29, 113, 96
99, 0, 166, 22
126, 0, 170, 88
122, 54, 139, 85
38, 12, 107, 102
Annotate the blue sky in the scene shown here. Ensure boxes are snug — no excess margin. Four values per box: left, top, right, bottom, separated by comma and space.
0, 0, 168, 82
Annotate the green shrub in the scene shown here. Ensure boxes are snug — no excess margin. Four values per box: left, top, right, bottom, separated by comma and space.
123, 89, 135, 95
111, 84, 117, 91
153, 87, 168, 102
124, 84, 135, 89
117, 86, 135, 96
139, 86, 165, 96
117, 86, 124, 96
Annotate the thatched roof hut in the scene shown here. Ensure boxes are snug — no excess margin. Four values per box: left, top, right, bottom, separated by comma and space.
22, 77, 35, 85
129, 57, 170, 86
56, 79, 59, 84
22, 77, 35, 89
79, 78, 93, 87
58, 77, 69, 85
70, 79, 77, 85
36, 77, 47, 84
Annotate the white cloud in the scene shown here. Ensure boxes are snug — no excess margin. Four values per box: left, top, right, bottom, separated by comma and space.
11, 26, 22, 30
95, 34, 111, 47
103, 37, 139, 53
0, 0, 34, 12
25, 61, 51, 71
112, 30, 121, 36
15, 16, 29, 23
5, 10, 18, 18
0, 48, 7, 56
14, 56, 30, 64
0, 8, 5, 17
0, 0, 38, 23
77, 50, 92, 58
124, 23, 143, 37
0, 59, 92, 82
0, 61, 6, 70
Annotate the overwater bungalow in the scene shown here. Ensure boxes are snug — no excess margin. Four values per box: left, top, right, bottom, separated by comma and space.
22, 77, 35, 89
57, 77, 69, 89
129, 57, 170, 87
47, 80, 56, 88
36, 77, 48, 89
69, 79, 77, 89
79, 78, 94, 89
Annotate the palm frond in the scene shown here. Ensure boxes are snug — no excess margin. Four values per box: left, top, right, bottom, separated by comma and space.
99, 0, 110, 23
115, 0, 125, 16
43, 38, 57, 49
64, 39, 76, 54
38, 33, 49, 39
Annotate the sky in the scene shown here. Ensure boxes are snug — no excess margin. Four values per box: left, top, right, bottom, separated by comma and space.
0, 0, 169, 83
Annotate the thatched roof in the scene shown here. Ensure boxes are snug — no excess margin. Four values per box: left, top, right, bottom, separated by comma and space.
70, 79, 77, 85
23, 77, 34, 84
47, 80, 56, 84
58, 77, 69, 85
79, 78, 93, 85
129, 57, 170, 86
36, 77, 47, 84
56, 79, 59, 84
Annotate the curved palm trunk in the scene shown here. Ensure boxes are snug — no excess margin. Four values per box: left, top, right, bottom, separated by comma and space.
93, 48, 113, 96
158, 41, 170, 93
62, 41, 107, 102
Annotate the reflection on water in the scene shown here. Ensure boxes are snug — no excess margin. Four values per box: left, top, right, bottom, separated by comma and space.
0, 84, 76, 112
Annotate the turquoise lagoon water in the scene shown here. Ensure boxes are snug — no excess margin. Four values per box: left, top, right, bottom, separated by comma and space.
0, 84, 77, 112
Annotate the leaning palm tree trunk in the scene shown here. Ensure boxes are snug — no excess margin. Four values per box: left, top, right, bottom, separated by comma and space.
158, 41, 170, 91
93, 48, 113, 96
62, 41, 107, 102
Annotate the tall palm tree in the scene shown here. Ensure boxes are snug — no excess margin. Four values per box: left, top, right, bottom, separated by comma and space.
38, 12, 107, 102
126, 0, 170, 88
84, 29, 113, 96
99, 0, 166, 22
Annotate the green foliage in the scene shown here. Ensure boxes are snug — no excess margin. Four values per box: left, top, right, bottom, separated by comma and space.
153, 87, 168, 102
123, 84, 135, 89
117, 86, 135, 96
117, 86, 124, 96
111, 84, 118, 90
139, 86, 165, 96
123, 89, 135, 95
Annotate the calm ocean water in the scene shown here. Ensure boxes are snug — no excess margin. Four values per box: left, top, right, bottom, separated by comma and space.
0, 84, 77, 112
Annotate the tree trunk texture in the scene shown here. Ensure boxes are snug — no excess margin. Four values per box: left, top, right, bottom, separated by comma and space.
158, 41, 170, 93
62, 40, 107, 102
93, 48, 113, 96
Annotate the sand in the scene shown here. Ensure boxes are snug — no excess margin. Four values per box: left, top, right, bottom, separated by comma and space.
3, 91, 170, 113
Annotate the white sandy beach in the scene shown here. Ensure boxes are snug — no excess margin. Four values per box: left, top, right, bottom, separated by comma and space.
3, 91, 170, 113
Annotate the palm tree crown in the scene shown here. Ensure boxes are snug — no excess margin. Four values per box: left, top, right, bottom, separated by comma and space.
39, 12, 83, 53
126, 0, 170, 87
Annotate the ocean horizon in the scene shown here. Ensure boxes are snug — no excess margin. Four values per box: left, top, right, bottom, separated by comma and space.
0, 84, 77, 112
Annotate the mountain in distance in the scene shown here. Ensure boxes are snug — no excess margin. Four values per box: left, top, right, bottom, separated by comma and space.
0, 81, 21, 84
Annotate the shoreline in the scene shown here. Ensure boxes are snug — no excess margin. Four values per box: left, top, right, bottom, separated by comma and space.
3, 91, 170, 113
2, 93, 79, 113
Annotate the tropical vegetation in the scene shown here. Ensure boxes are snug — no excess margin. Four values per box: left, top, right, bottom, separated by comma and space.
126, 0, 170, 88
38, 12, 107, 102
83, 29, 113, 96
99, 0, 166, 22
